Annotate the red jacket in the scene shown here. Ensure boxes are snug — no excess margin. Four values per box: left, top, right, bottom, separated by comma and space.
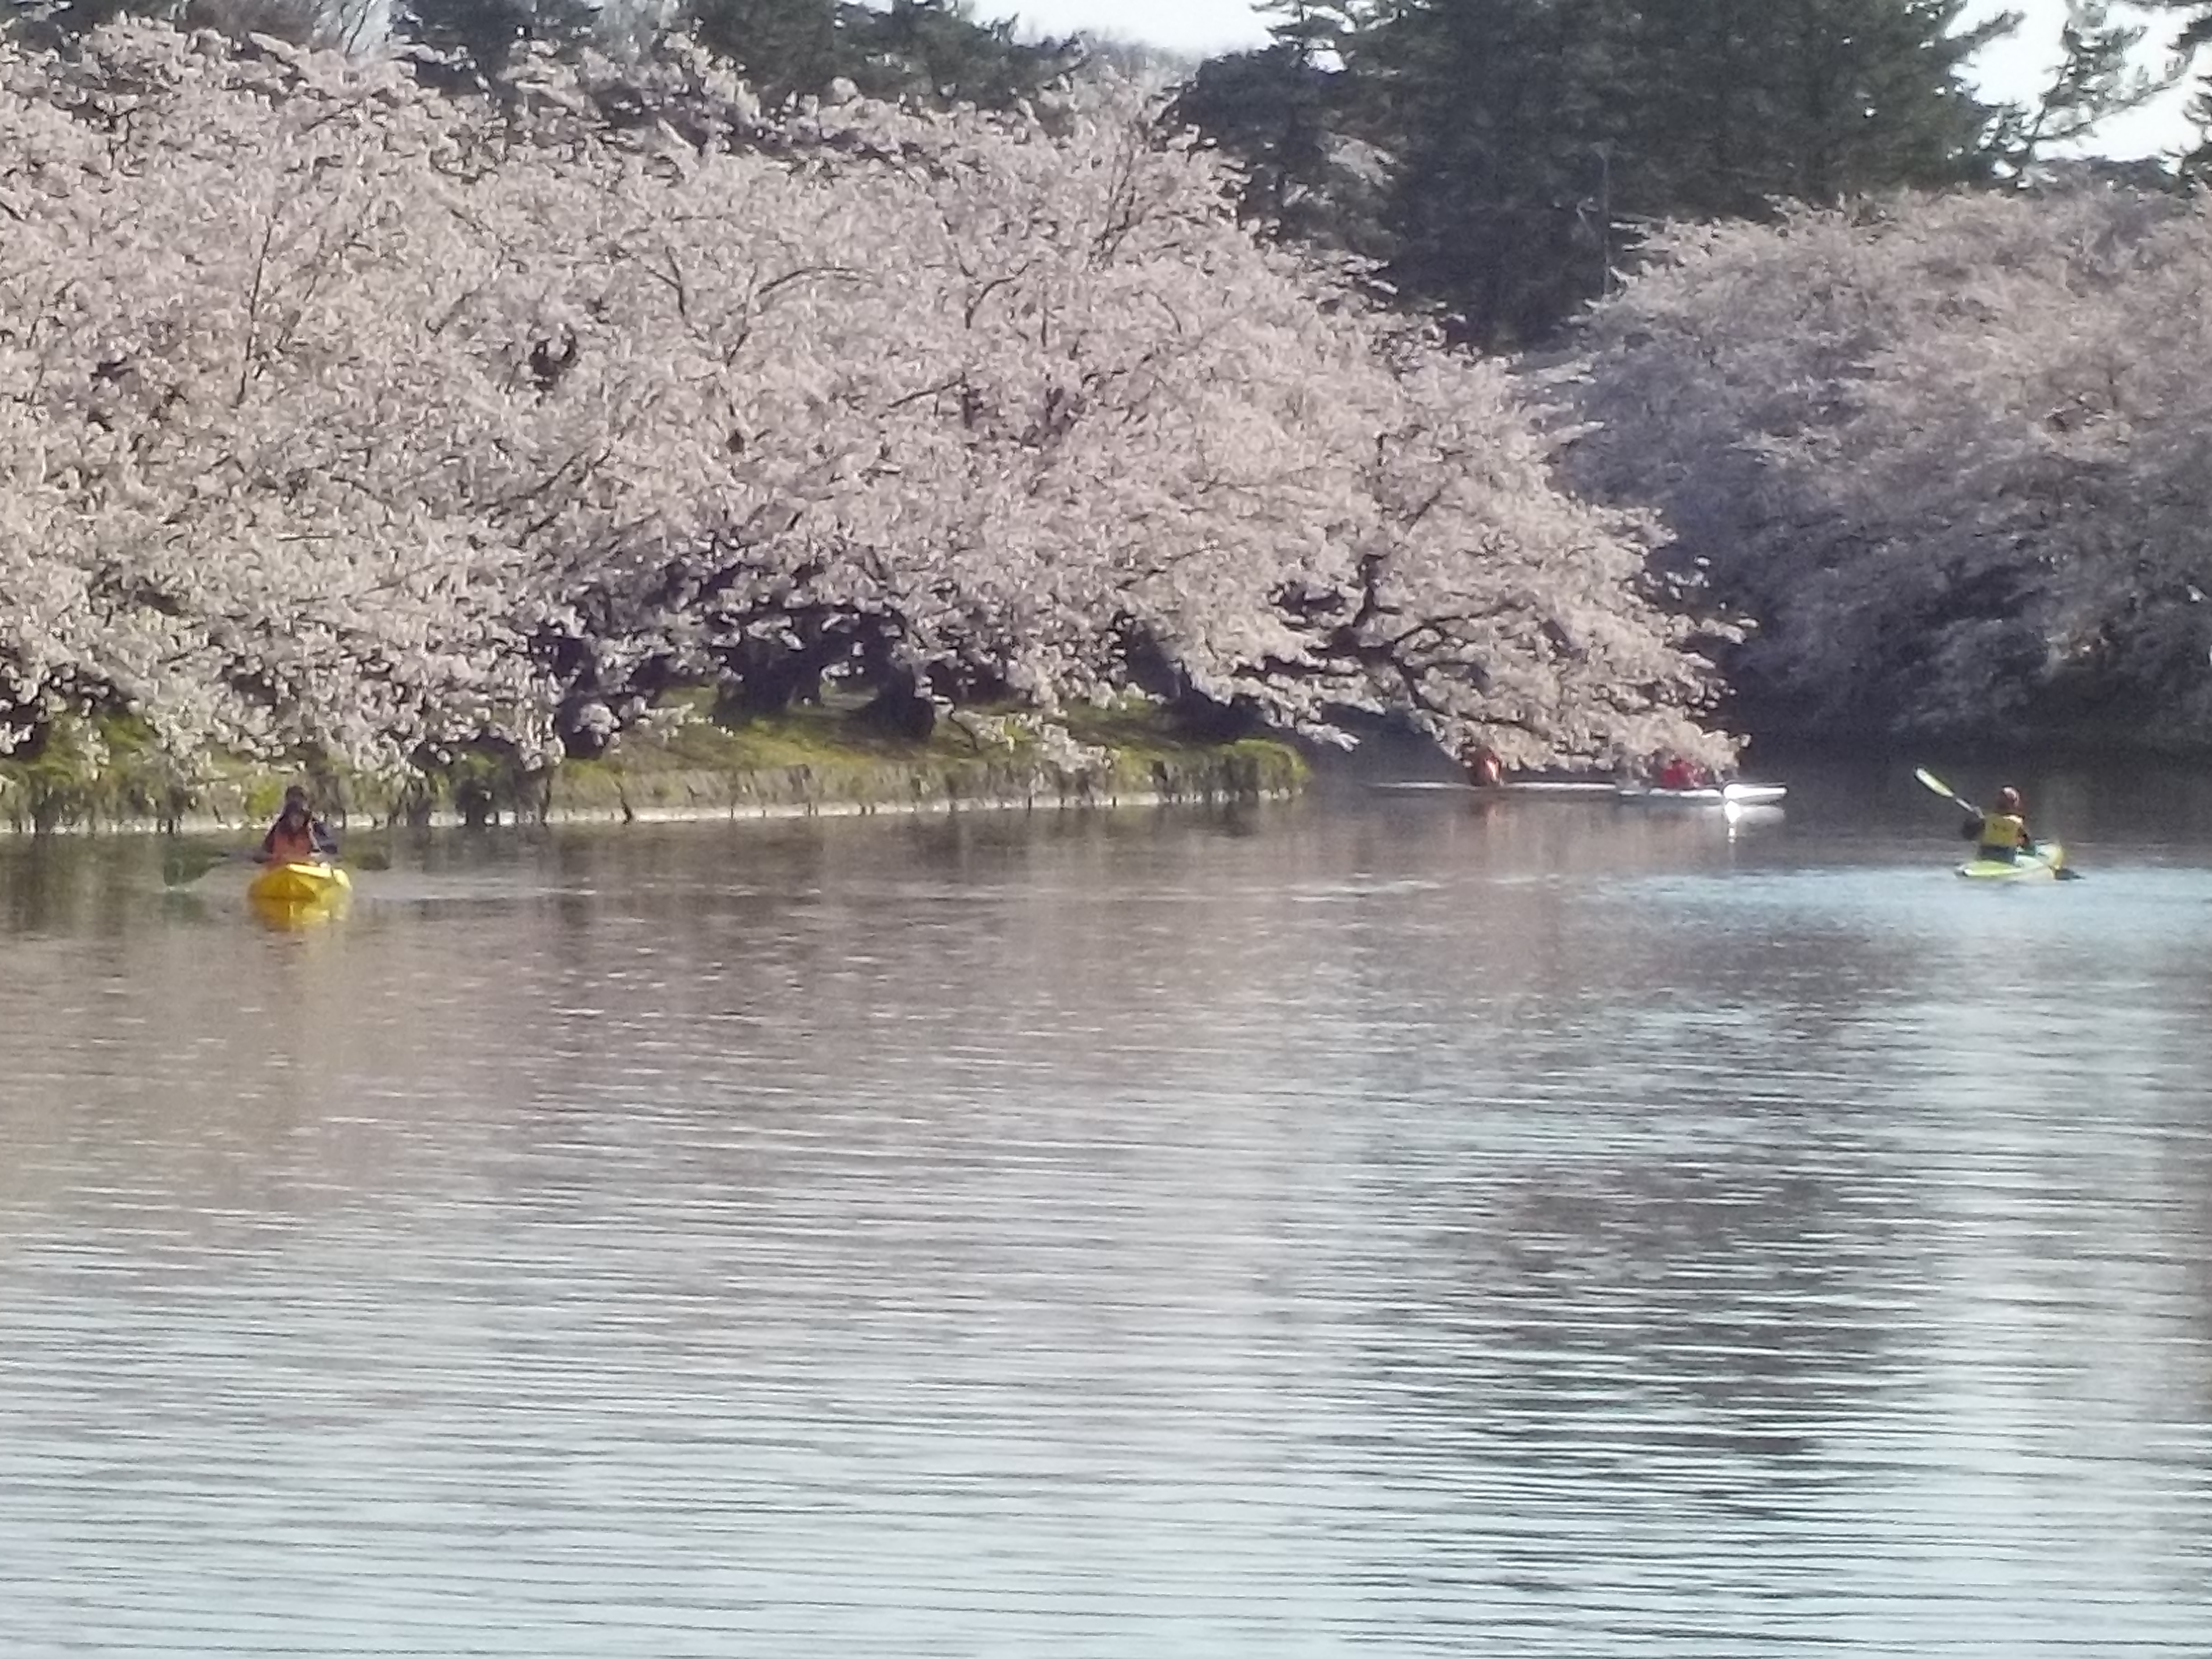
261, 816, 333, 864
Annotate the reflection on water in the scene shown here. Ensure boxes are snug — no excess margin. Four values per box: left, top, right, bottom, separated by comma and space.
2, 769, 2210, 1655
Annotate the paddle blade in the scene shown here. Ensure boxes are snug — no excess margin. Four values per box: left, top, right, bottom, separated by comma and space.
1913, 767, 1958, 803
161, 844, 234, 887
1914, 767, 1984, 819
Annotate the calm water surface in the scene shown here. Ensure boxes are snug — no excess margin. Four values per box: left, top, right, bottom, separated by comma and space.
3, 763, 2210, 1656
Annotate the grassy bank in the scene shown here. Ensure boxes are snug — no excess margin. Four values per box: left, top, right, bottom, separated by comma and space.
0, 703, 1308, 836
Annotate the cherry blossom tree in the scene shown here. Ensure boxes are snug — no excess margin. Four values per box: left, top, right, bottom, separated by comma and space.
3, 28, 554, 768
1562, 185, 2212, 745
2, 21, 1726, 787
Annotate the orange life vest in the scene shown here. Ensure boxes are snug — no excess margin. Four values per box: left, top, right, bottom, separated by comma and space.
264, 819, 323, 864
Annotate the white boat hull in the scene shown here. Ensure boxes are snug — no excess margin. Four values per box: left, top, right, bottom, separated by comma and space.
1615, 783, 1788, 808
1368, 780, 1618, 798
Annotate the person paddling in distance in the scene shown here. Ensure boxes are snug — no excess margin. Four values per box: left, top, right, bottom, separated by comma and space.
1460, 742, 1504, 789
1959, 785, 2034, 864
257, 785, 340, 866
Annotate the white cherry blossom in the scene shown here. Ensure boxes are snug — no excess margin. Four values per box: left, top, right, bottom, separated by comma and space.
2, 23, 1724, 780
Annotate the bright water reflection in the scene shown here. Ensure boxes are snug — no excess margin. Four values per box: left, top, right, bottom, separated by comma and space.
2, 768, 2210, 1656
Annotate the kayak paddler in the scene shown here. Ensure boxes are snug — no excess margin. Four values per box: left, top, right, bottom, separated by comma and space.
1959, 785, 2033, 864
1460, 743, 1504, 788
258, 785, 340, 866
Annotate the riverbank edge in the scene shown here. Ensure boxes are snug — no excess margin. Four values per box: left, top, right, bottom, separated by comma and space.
0, 709, 1311, 837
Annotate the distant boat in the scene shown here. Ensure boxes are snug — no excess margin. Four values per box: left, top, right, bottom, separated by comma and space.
1367, 778, 1618, 798
1614, 782, 1788, 808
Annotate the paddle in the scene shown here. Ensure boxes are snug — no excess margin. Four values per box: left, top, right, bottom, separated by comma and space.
1913, 767, 2082, 879
161, 840, 389, 886
1913, 767, 1978, 817
162, 844, 245, 887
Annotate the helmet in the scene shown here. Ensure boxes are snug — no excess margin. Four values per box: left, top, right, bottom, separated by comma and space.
1996, 786, 2021, 812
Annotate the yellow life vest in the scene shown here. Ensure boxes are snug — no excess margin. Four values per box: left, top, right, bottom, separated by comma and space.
1976, 812, 2027, 854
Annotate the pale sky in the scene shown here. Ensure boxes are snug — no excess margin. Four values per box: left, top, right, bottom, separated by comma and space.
999, 0, 1265, 55
992, 0, 2199, 157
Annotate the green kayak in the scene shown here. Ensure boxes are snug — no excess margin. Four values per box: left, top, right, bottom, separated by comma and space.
1957, 842, 2067, 882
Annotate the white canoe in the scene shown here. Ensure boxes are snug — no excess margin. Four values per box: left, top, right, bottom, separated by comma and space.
1615, 782, 1789, 808
1369, 780, 1618, 798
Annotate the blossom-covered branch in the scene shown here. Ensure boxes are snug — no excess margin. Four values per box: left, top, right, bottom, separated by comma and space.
1564, 188, 2212, 745
1, 23, 1724, 779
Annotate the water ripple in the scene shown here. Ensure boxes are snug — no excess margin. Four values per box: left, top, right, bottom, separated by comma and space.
2, 803, 2209, 1655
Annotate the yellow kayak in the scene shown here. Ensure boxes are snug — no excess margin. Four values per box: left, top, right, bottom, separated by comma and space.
247, 861, 352, 906
1958, 842, 2067, 882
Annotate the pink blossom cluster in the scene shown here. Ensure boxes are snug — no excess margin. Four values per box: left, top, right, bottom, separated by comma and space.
1, 24, 1723, 776
1567, 188, 2212, 744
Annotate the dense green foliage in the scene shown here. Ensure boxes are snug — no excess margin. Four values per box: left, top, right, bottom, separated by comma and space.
2148, 0, 2212, 173
1176, 0, 2181, 348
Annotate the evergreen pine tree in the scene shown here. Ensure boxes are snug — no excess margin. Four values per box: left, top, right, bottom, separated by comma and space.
685, 0, 847, 104
391, 0, 602, 94
1339, 0, 2015, 345
2143, 0, 2212, 173
841, 1, 1079, 109
1173, 1, 1377, 245
1368, 0, 1638, 348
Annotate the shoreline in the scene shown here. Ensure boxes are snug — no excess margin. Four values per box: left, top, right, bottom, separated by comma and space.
0, 707, 1310, 839
6, 784, 1298, 841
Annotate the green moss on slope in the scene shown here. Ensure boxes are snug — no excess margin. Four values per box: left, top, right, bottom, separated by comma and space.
1, 702, 1305, 834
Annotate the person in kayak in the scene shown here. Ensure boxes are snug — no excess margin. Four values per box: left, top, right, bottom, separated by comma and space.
258, 786, 340, 866
1460, 743, 1504, 788
1960, 785, 2034, 862
1656, 754, 1707, 790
